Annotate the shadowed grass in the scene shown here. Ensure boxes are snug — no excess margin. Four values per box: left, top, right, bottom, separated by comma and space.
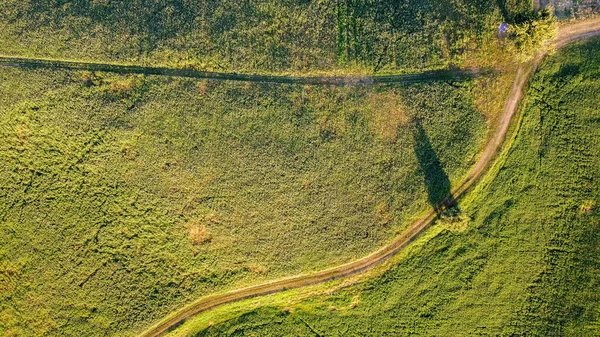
0, 67, 487, 336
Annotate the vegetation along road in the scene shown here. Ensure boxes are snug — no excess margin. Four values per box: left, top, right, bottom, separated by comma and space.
0, 56, 483, 86
133, 17, 600, 337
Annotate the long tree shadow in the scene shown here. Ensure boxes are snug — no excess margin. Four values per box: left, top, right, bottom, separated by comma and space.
412, 119, 457, 214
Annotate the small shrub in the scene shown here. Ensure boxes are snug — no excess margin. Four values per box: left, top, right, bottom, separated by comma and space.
196, 80, 209, 95
119, 141, 137, 159
189, 222, 212, 246
110, 78, 136, 97
438, 209, 470, 232
80, 71, 101, 87
506, 8, 558, 62
108, 76, 144, 99
580, 200, 596, 214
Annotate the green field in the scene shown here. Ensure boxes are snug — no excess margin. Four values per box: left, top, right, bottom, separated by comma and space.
0, 0, 534, 75
3, 2, 594, 337
165, 36, 600, 337
0, 66, 489, 336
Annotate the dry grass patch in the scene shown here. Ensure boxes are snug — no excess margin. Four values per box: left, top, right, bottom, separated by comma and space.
189, 222, 212, 246
247, 264, 269, 275
14, 126, 29, 144
580, 200, 596, 214
472, 65, 519, 127
367, 91, 409, 142
108, 76, 143, 98
196, 80, 210, 95
374, 201, 392, 225
349, 295, 360, 309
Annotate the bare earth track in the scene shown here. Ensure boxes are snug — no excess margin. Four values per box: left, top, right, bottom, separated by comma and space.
131, 18, 600, 337
2, 17, 598, 337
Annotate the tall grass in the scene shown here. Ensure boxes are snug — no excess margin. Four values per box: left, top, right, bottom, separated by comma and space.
0, 67, 487, 336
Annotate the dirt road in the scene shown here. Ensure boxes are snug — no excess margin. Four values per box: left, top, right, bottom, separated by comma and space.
134, 19, 600, 337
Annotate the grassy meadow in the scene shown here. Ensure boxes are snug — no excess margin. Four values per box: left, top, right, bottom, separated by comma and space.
166, 36, 600, 337
0, 0, 536, 75
0, 66, 488, 336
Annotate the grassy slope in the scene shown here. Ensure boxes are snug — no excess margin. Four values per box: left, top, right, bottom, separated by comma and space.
0, 0, 516, 75
0, 67, 487, 336
177, 36, 600, 337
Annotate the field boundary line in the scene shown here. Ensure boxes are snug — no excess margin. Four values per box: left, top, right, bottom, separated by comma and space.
0, 56, 485, 86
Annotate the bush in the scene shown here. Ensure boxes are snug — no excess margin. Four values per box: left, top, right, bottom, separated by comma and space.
189, 223, 212, 246
507, 7, 558, 62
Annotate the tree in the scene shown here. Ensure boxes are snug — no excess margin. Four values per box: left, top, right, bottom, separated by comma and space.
507, 7, 557, 62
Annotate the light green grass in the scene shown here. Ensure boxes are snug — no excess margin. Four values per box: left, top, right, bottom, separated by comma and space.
170, 36, 600, 337
0, 67, 487, 336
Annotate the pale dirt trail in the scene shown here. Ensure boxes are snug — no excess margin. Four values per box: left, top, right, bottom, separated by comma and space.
131, 20, 600, 337
137, 20, 600, 337
556, 16, 600, 47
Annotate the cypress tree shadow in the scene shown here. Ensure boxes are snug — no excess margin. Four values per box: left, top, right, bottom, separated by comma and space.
412, 119, 457, 214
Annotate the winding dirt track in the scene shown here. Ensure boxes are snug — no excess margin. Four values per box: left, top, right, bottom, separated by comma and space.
2, 18, 594, 337
0, 56, 483, 86
130, 18, 600, 337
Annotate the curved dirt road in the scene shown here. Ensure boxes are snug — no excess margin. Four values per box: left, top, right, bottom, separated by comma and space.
138, 19, 600, 337
135, 18, 600, 337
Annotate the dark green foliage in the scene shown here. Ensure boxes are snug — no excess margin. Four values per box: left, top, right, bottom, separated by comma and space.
496, 0, 534, 22
333, 0, 504, 71
0, 0, 515, 74
191, 37, 600, 337
507, 8, 557, 62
